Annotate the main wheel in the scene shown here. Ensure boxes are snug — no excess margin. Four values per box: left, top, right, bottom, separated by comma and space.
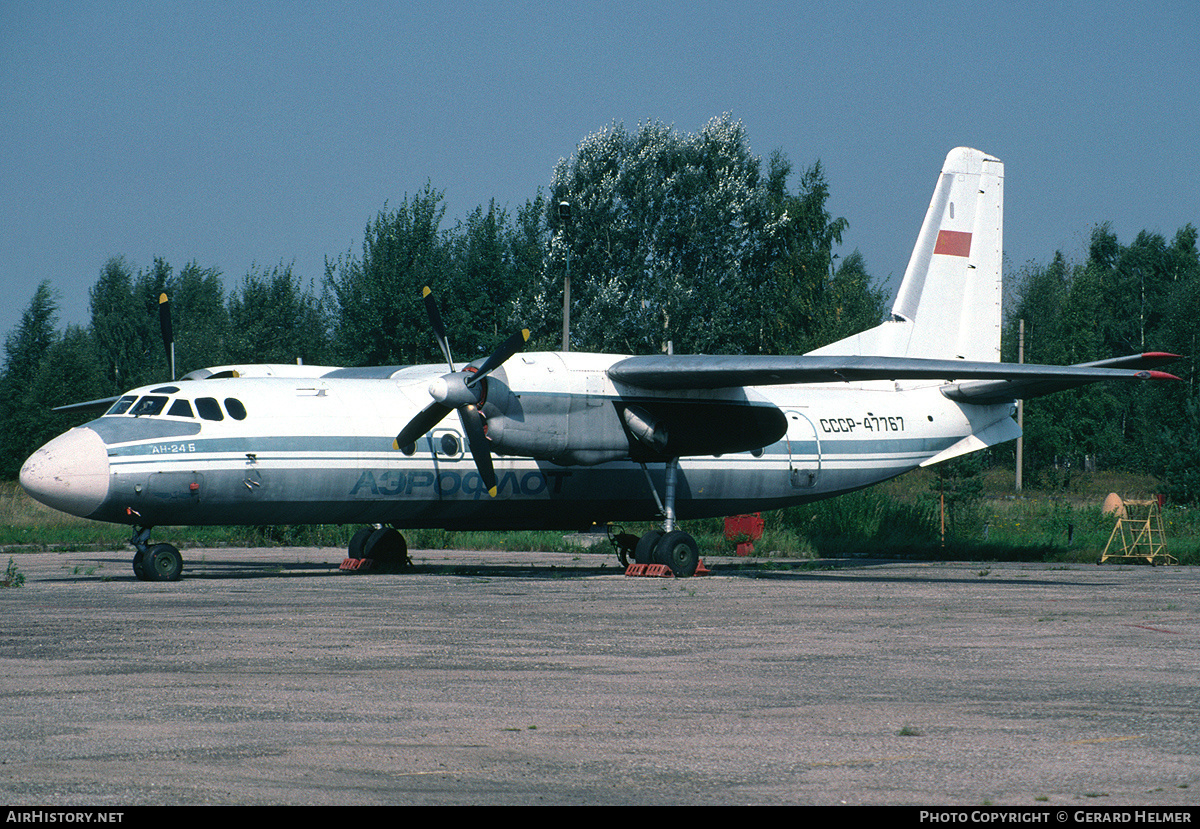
133, 549, 147, 581
655, 530, 700, 577
364, 527, 409, 570
348, 527, 374, 559
634, 531, 663, 565
143, 543, 183, 582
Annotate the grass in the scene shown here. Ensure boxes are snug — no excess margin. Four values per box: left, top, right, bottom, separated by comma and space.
2, 466, 1197, 564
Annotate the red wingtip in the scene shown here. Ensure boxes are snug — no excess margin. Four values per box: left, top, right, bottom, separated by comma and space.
1147, 371, 1182, 381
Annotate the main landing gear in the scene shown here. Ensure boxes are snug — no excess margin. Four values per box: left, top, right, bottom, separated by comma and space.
130, 526, 183, 582
342, 525, 411, 572
614, 458, 702, 577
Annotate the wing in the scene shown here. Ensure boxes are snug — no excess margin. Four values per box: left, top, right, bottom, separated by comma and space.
942, 352, 1181, 403
607, 352, 1179, 399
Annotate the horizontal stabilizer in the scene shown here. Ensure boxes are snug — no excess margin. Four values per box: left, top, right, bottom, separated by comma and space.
608, 353, 1179, 393
920, 416, 1024, 467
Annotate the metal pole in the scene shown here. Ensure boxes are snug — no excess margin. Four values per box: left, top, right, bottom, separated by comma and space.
1016, 319, 1025, 493
558, 201, 572, 352
562, 256, 570, 352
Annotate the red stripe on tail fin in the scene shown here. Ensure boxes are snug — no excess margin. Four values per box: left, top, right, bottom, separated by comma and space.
934, 229, 972, 257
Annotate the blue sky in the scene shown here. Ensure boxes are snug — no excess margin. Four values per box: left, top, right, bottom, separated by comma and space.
2, 0, 1196, 349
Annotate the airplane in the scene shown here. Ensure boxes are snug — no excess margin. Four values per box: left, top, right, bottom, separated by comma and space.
18, 147, 1179, 581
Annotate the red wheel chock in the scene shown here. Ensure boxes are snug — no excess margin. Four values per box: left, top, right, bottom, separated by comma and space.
624, 563, 673, 577
624, 560, 711, 578
339, 557, 374, 572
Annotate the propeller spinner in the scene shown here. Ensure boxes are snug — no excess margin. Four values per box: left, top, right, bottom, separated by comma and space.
393, 287, 530, 497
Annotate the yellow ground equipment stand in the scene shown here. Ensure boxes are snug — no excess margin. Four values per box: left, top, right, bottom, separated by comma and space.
1100, 497, 1176, 565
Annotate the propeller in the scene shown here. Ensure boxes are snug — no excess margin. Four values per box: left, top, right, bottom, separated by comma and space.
159, 293, 175, 380
394, 287, 530, 497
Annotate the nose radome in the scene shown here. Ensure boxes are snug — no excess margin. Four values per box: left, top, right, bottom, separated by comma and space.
19, 427, 111, 518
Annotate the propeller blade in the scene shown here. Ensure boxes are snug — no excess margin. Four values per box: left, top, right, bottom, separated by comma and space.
459, 406, 497, 497
393, 401, 453, 450
158, 293, 175, 380
468, 328, 531, 386
422, 286, 454, 371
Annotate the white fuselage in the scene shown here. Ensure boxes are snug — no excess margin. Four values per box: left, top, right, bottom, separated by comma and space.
19, 352, 1013, 531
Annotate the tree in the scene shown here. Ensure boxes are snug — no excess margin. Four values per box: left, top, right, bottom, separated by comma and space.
89, 257, 147, 394
0, 286, 103, 477
170, 261, 229, 376
543, 116, 792, 354
1, 283, 60, 475
540, 115, 877, 356
228, 264, 329, 365
324, 185, 451, 366
1004, 224, 1200, 482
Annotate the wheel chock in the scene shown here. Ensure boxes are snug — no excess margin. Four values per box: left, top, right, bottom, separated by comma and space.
339, 557, 375, 572
624, 563, 674, 577
624, 559, 712, 578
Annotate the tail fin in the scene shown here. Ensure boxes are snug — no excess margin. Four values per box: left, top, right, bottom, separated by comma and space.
809, 147, 1003, 361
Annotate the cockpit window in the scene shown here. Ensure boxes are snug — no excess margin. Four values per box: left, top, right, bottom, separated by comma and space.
106, 395, 137, 416
129, 396, 168, 417
167, 398, 195, 418
195, 398, 224, 421
225, 398, 247, 420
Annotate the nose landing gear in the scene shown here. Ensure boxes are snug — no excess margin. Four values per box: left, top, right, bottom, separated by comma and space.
130, 526, 183, 582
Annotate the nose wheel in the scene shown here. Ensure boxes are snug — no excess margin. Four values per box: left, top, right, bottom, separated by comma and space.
130, 527, 183, 582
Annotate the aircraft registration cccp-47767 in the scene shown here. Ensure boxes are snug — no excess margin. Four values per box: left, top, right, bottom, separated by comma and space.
20, 148, 1180, 581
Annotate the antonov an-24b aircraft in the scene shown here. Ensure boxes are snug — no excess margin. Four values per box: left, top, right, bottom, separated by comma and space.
20, 148, 1179, 581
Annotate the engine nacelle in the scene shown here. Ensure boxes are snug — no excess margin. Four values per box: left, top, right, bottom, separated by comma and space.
478, 353, 787, 466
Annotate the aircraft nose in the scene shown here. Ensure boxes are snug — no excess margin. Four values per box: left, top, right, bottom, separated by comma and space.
19, 427, 111, 518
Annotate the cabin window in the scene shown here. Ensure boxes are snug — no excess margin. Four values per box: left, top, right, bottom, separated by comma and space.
129, 396, 167, 417
106, 395, 137, 416
167, 399, 195, 418
224, 398, 248, 420
195, 398, 224, 421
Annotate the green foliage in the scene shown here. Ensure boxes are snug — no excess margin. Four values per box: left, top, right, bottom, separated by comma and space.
2, 557, 24, 588
778, 488, 938, 556
228, 264, 330, 365
323, 185, 451, 366
0, 285, 108, 477
930, 454, 986, 541
1006, 223, 1200, 489
540, 115, 872, 355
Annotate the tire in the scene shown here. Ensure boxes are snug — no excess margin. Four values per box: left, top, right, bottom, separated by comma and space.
364, 527, 408, 569
655, 530, 699, 577
634, 531, 663, 565
133, 549, 147, 581
348, 527, 374, 559
144, 543, 183, 582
